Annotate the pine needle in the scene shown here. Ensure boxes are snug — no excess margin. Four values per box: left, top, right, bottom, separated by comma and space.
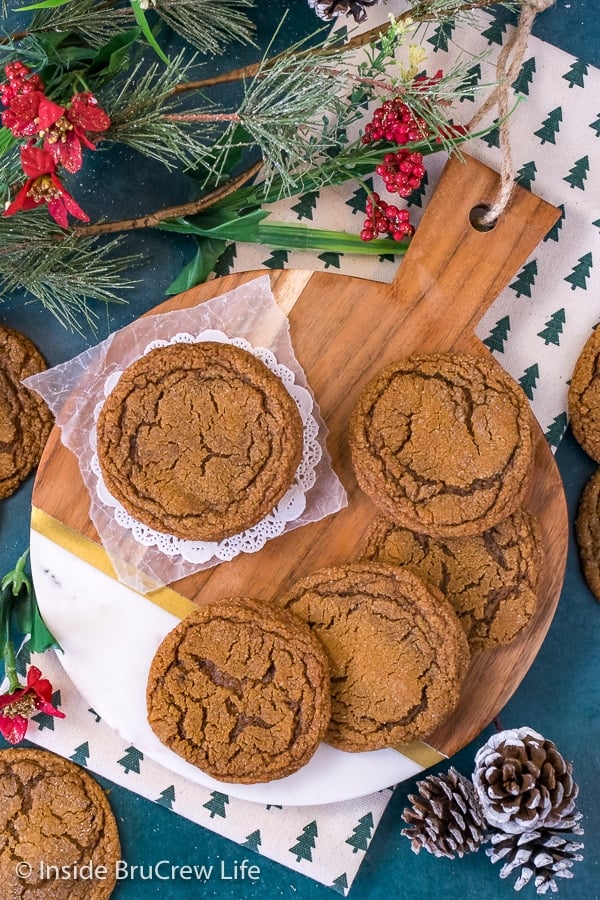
0, 212, 140, 333
155, 0, 256, 54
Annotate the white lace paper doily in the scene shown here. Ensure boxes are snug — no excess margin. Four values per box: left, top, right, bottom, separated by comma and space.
89, 329, 321, 565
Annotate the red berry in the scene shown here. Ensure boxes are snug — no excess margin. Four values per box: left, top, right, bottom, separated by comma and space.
360, 194, 416, 244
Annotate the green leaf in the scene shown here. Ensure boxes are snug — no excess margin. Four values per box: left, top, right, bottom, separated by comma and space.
255, 222, 407, 255
0, 128, 17, 158
158, 208, 269, 241
2, 550, 61, 654
160, 216, 408, 257
1, 550, 31, 598
86, 28, 142, 82
13, 589, 61, 653
32, 34, 97, 84
15, 0, 72, 8
130, 0, 169, 65
28, 603, 61, 654
166, 237, 227, 294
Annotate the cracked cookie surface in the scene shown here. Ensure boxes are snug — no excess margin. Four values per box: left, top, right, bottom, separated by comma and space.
0, 325, 53, 499
97, 341, 304, 541
568, 327, 600, 462
146, 598, 331, 783
575, 468, 600, 601
348, 353, 533, 537
277, 562, 470, 752
0, 748, 120, 899
361, 509, 542, 652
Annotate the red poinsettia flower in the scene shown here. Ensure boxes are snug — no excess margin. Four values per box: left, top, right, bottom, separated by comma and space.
1, 85, 110, 173
39, 91, 111, 174
4, 145, 90, 228
0, 666, 65, 745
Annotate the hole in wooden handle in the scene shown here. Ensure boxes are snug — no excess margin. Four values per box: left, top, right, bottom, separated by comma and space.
469, 204, 497, 232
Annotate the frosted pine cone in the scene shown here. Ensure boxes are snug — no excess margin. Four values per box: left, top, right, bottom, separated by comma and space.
307, 0, 383, 23
486, 819, 584, 895
401, 766, 488, 859
472, 728, 579, 835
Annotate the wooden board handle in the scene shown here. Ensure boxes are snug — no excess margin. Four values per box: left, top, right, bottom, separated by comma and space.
389, 153, 561, 352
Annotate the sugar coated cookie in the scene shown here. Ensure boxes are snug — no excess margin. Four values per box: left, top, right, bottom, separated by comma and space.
0, 748, 120, 899
568, 327, 600, 462
575, 467, 600, 601
362, 509, 542, 652
147, 598, 331, 783
0, 325, 53, 499
97, 341, 304, 541
278, 562, 470, 751
349, 353, 533, 537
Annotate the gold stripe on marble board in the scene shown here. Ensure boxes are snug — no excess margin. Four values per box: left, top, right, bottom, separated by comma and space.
30, 506, 195, 620
394, 741, 447, 768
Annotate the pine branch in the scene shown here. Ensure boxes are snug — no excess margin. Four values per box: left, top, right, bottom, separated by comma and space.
235, 59, 353, 191
29, 0, 134, 48
168, 1, 507, 93
154, 0, 256, 54
0, 211, 140, 333
202, 19, 493, 195
206, 27, 390, 194
406, 0, 517, 21
73, 159, 263, 237
98, 52, 220, 170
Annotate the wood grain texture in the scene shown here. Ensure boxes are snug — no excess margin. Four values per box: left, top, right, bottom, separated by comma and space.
32, 154, 568, 757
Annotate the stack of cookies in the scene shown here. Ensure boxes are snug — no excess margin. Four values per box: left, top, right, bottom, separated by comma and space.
568, 328, 600, 601
348, 352, 543, 656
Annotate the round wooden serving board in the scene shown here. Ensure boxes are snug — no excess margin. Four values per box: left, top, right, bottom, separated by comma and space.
33, 154, 568, 760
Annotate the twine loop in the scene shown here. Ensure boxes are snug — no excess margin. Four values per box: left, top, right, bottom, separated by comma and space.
468, 0, 555, 226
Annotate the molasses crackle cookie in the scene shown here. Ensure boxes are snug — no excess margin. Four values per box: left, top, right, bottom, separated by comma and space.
569, 328, 600, 601
278, 562, 470, 752
349, 353, 534, 537
575, 468, 600, 602
568, 325, 600, 462
361, 509, 543, 653
96, 340, 304, 541
0, 325, 53, 499
147, 598, 331, 783
0, 748, 121, 899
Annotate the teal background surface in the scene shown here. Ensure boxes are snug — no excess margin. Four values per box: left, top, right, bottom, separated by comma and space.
1, 2, 599, 898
